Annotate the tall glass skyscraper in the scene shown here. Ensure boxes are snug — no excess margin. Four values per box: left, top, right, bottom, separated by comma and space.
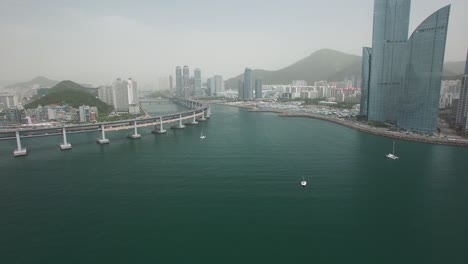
243, 68, 253, 100
365, 0, 451, 133
238, 79, 244, 100
368, 0, 410, 123
255, 79, 263, 99
194, 68, 202, 96
175, 66, 182, 97
397, 6, 450, 132
360, 47, 372, 117
455, 50, 468, 133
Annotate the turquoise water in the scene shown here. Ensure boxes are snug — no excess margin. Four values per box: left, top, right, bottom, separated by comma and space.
0, 105, 467, 263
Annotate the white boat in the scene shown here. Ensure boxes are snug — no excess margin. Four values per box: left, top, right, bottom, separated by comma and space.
386, 141, 399, 159
200, 131, 206, 139
301, 177, 307, 187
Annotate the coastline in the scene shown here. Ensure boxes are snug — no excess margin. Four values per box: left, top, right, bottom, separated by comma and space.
216, 102, 468, 148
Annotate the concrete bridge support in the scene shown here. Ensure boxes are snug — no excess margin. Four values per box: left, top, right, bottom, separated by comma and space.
13, 131, 27, 157
171, 114, 185, 129
152, 116, 167, 134
185, 111, 198, 125
60, 127, 72, 150
206, 105, 212, 119
97, 124, 110, 144
129, 121, 142, 139
198, 110, 207, 122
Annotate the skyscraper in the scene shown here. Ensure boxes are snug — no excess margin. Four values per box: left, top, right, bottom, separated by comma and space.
113, 78, 129, 112
456, 50, 468, 133
214, 75, 224, 94
397, 6, 450, 132
364, 0, 451, 133
127, 78, 138, 105
207, 78, 215, 96
97, 85, 115, 107
243, 68, 253, 100
367, 0, 410, 123
194, 68, 202, 97
183, 66, 190, 97
238, 79, 244, 100
175, 66, 182, 97
255, 79, 263, 99
360, 47, 372, 117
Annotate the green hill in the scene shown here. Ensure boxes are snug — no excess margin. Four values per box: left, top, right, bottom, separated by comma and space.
226, 49, 466, 88
25, 81, 113, 115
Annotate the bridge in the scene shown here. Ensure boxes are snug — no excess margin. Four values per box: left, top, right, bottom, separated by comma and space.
138, 98, 172, 105
0, 98, 212, 157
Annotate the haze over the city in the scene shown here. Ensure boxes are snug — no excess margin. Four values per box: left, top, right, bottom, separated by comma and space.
0, 0, 466, 85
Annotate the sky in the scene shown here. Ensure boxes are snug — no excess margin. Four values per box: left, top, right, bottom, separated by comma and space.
0, 0, 466, 87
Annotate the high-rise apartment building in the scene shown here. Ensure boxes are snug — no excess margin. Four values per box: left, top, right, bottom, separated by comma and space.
364, 0, 450, 133
113, 78, 129, 112
455, 51, 468, 133
238, 79, 244, 99
127, 78, 138, 105
207, 78, 215, 96
175, 66, 182, 97
194, 68, 202, 96
255, 79, 263, 99
214, 75, 224, 94
242, 68, 253, 100
97, 85, 115, 107
0, 94, 18, 110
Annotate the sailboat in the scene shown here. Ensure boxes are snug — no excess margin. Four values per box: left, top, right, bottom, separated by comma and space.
386, 141, 399, 160
200, 131, 206, 139
301, 176, 307, 187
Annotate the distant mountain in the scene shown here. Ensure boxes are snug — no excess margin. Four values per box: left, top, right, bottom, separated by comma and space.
25, 81, 113, 115
226, 49, 466, 89
3, 76, 59, 90
443, 61, 466, 78
226, 49, 362, 89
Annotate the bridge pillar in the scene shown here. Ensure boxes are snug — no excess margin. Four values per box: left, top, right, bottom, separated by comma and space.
185, 111, 198, 125
13, 131, 27, 157
97, 124, 110, 144
198, 110, 206, 122
153, 116, 167, 134
60, 127, 72, 150
206, 105, 212, 119
171, 114, 185, 129
129, 120, 142, 139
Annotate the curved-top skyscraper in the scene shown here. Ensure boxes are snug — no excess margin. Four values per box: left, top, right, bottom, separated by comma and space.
397, 6, 450, 132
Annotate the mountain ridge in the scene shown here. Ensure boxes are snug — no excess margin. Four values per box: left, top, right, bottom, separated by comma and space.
225, 49, 465, 89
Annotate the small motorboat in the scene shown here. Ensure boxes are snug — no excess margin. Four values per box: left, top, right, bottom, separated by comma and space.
301, 177, 307, 187
200, 131, 206, 139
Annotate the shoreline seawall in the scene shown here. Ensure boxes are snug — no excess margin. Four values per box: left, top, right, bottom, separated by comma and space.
217, 103, 468, 148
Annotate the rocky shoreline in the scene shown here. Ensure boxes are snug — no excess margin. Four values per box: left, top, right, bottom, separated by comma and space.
218, 103, 468, 148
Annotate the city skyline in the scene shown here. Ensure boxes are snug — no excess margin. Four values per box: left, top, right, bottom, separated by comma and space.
0, 0, 466, 86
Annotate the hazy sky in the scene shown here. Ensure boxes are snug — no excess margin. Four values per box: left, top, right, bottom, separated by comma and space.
0, 0, 466, 87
